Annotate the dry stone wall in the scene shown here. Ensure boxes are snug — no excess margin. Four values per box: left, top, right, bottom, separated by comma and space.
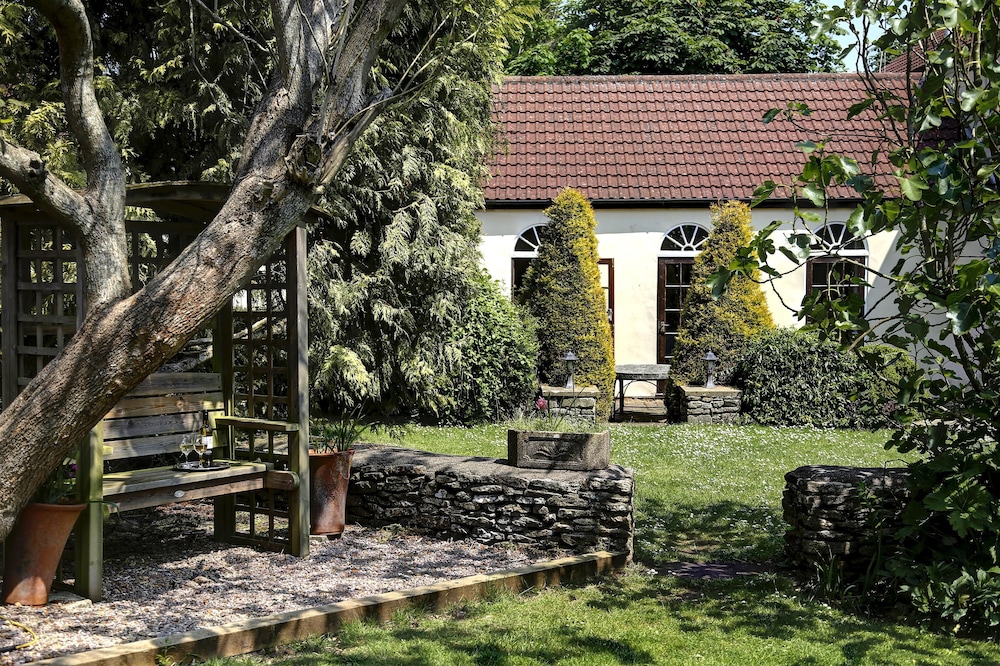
783, 465, 910, 572
679, 386, 742, 423
346, 445, 634, 557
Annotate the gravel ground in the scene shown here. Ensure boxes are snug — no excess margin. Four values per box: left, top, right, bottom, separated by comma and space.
0, 503, 550, 664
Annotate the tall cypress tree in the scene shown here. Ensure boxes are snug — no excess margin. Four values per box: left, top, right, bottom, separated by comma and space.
671, 200, 774, 386
518, 188, 616, 418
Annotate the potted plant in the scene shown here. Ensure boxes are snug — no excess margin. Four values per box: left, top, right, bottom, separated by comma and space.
507, 391, 611, 471
308, 415, 364, 536
2, 458, 86, 605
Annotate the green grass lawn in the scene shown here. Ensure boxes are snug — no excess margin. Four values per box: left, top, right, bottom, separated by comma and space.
219, 423, 1000, 665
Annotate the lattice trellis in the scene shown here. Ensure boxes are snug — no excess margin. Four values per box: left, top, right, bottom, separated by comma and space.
2, 187, 309, 559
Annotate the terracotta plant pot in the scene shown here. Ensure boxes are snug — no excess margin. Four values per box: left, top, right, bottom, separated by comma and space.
2, 502, 86, 605
309, 449, 354, 535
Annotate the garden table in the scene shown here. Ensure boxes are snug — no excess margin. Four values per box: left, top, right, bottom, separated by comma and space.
613, 364, 671, 419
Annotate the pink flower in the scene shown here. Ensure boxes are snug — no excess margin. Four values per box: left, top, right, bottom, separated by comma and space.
536, 397, 548, 411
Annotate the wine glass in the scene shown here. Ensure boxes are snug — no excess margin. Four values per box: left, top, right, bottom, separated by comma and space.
194, 439, 208, 467
179, 435, 194, 465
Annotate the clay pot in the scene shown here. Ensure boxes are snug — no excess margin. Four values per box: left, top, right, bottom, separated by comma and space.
2, 502, 86, 605
309, 449, 354, 535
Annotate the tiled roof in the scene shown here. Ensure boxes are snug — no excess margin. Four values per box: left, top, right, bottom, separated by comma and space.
486, 74, 906, 205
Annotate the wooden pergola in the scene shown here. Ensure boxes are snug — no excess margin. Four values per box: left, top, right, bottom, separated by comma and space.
0, 182, 314, 597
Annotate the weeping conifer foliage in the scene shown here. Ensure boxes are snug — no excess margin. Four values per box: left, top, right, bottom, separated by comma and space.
308, 2, 539, 421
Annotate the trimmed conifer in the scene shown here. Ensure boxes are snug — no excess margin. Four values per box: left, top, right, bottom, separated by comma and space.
517, 188, 616, 418
671, 200, 774, 386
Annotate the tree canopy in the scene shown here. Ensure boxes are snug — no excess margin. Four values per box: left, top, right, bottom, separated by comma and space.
506, 0, 843, 76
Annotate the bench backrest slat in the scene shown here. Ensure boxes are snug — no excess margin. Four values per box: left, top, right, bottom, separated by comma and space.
105, 392, 224, 421
101, 372, 225, 461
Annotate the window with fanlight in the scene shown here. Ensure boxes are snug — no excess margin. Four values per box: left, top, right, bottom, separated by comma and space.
806, 222, 868, 309
657, 223, 710, 363
511, 224, 614, 333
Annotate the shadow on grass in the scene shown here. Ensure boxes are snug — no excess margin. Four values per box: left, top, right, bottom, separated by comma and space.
634, 496, 786, 566
272, 611, 656, 666
581, 571, 1000, 665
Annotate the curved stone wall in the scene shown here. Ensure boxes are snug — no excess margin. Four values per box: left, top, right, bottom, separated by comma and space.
346, 445, 634, 558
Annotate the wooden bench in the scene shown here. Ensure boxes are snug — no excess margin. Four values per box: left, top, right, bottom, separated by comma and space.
74, 372, 309, 601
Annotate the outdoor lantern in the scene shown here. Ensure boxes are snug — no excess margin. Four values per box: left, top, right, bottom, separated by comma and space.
561, 351, 579, 389
703, 351, 718, 389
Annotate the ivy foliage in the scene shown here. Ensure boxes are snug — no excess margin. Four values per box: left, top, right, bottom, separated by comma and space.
506, 0, 843, 76
671, 201, 774, 387
720, 0, 1000, 635
517, 188, 615, 418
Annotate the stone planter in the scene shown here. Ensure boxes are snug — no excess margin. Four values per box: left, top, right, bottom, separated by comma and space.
507, 429, 610, 471
309, 449, 354, 535
2, 502, 86, 605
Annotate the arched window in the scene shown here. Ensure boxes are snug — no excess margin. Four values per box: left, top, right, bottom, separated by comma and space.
511, 224, 545, 293
807, 222, 869, 308
660, 223, 710, 255
510, 223, 614, 333
657, 223, 710, 362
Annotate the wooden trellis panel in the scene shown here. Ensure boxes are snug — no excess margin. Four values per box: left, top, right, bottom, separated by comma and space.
1, 217, 84, 405
217, 226, 309, 554
1, 187, 310, 569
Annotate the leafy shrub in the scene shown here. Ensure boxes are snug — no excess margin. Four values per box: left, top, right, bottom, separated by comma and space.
517, 188, 615, 418
670, 201, 773, 386
734, 328, 914, 429
440, 273, 539, 423
888, 435, 1000, 636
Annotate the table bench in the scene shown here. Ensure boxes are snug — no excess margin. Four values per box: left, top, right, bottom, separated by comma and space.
74, 372, 307, 600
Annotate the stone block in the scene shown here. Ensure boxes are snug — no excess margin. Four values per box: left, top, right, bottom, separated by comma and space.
507, 429, 611, 471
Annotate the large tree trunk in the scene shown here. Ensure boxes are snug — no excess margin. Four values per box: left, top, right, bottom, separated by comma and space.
0, 0, 406, 541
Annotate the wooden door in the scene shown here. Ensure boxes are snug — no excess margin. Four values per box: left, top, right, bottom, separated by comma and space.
599, 258, 614, 337
656, 257, 694, 365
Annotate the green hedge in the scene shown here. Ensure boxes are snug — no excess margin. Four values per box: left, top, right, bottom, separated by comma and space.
734, 328, 914, 429
441, 273, 539, 423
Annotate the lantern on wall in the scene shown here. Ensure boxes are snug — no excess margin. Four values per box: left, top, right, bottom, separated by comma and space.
703, 351, 718, 389
561, 351, 578, 389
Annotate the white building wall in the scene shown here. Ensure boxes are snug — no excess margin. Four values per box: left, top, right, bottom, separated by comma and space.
477, 205, 900, 397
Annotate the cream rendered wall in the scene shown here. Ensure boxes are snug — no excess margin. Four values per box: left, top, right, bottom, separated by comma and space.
477, 205, 899, 397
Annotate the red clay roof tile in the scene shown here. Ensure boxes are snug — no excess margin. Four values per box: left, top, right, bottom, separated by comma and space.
486, 74, 906, 204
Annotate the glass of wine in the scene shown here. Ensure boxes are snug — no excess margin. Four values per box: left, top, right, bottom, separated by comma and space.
194, 439, 208, 467
179, 435, 194, 465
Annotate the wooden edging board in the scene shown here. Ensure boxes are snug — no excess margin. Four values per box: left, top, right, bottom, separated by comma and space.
35, 550, 630, 666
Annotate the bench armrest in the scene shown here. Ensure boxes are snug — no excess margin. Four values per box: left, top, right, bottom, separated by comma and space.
214, 416, 299, 432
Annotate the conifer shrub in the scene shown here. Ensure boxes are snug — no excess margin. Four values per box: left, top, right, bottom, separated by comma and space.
734, 328, 915, 429
517, 188, 615, 418
670, 200, 774, 387
442, 272, 539, 423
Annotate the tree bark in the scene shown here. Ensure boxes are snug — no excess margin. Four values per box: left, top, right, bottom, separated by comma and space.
0, 0, 407, 541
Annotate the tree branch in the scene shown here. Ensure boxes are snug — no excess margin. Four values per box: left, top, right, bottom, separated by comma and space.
25, 0, 131, 309
0, 139, 92, 231
28, 0, 125, 225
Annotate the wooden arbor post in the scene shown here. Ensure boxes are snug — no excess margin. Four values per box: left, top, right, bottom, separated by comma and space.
0, 182, 313, 600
